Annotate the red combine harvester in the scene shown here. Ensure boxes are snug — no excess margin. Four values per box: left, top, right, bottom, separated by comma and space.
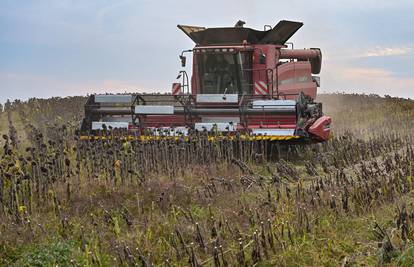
80, 20, 331, 142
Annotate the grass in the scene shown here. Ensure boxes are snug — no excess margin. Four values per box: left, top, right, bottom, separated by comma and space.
0, 111, 7, 136
1, 93, 414, 266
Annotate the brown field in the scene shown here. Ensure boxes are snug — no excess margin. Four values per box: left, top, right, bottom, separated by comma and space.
1, 93, 414, 266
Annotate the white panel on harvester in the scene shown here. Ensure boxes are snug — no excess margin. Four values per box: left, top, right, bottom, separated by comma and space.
135, 105, 174, 114
252, 100, 296, 110
95, 95, 133, 103
252, 129, 295, 136
196, 94, 238, 103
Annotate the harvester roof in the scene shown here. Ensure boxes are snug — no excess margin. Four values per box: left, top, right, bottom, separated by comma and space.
178, 20, 303, 46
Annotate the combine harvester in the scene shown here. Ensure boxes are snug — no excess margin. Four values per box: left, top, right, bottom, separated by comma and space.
80, 20, 331, 143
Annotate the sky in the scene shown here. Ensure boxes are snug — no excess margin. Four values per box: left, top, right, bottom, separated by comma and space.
0, 0, 414, 103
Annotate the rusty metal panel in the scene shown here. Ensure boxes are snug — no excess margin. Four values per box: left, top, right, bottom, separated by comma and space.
189, 27, 266, 45
179, 20, 302, 45
260, 20, 303, 44
177, 25, 206, 42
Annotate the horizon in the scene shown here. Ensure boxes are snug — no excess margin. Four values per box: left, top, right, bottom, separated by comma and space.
1, 91, 413, 107
1, 0, 414, 103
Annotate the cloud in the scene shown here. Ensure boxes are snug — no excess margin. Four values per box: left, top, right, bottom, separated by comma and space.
76, 80, 145, 95
1, 0, 414, 101
342, 67, 392, 78
322, 66, 414, 98
324, 46, 413, 62
357, 46, 412, 58
0, 73, 151, 103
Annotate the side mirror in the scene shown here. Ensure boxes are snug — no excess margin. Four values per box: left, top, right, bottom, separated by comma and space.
179, 55, 186, 67
259, 53, 266, 64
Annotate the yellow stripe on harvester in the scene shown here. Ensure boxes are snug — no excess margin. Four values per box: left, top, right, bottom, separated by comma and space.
79, 135, 302, 142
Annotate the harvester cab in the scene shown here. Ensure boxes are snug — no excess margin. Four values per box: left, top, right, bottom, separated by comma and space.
80, 20, 331, 142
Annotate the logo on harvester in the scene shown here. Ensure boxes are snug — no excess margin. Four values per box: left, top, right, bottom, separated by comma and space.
172, 83, 182, 95
254, 81, 268, 95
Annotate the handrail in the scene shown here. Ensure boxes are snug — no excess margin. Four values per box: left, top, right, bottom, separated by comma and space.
85, 93, 302, 109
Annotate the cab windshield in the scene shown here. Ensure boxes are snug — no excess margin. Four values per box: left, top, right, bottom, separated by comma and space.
197, 51, 252, 94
